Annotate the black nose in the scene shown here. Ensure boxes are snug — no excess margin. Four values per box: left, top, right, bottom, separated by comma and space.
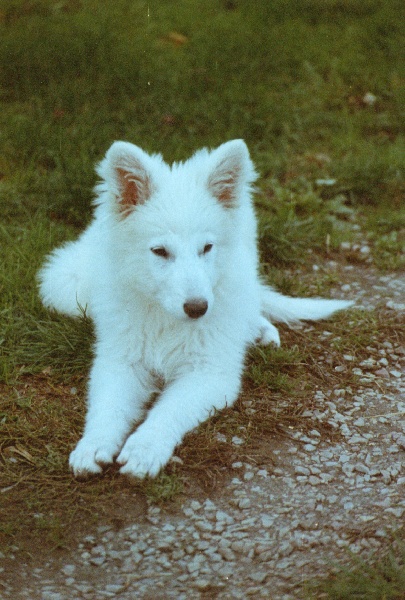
183, 299, 208, 319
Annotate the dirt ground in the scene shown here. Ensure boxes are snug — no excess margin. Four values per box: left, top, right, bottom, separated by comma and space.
1, 263, 404, 599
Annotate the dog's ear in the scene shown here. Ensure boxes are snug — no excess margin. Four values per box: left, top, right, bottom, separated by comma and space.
97, 142, 155, 213
207, 139, 257, 207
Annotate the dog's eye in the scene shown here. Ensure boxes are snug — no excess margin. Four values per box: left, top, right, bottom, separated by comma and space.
151, 247, 170, 259
203, 243, 213, 255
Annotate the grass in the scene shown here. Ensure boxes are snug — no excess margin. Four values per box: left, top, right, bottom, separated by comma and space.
2, 308, 403, 558
0, 0, 404, 594
307, 538, 405, 599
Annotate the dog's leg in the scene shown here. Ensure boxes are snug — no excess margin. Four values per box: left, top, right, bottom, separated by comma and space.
256, 316, 281, 346
69, 358, 150, 477
117, 370, 241, 478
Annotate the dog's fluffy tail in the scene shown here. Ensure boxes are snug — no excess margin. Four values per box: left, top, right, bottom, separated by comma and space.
261, 285, 353, 324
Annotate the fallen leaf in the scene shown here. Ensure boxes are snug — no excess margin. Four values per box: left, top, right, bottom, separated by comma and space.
163, 31, 188, 46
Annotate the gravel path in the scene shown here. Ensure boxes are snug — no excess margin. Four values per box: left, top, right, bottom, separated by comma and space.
2, 264, 404, 599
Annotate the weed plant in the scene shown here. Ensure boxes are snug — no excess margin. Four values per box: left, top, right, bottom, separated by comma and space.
0, 0, 404, 593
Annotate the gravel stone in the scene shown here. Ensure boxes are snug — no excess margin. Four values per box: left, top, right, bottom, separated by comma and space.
237, 497, 251, 509
249, 571, 268, 583
89, 556, 106, 566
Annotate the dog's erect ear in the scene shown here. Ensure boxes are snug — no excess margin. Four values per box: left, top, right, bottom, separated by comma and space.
97, 142, 155, 213
207, 139, 257, 207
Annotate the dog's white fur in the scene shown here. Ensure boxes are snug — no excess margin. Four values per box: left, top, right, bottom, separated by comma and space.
38, 140, 352, 478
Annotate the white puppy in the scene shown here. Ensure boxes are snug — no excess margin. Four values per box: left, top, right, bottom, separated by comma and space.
38, 140, 351, 478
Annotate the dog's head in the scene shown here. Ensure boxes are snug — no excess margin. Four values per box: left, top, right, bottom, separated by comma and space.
95, 140, 257, 320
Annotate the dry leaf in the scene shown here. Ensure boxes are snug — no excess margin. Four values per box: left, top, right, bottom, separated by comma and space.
163, 32, 188, 46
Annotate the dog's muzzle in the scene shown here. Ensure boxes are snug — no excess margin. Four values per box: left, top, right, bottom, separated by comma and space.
183, 299, 208, 319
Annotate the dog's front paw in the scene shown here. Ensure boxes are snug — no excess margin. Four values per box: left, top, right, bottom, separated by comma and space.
69, 436, 121, 478
117, 428, 175, 479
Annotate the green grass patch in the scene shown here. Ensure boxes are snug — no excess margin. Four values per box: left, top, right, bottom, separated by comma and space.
247, 344, 303, 393
258, 179, 354, 265
14, 310, 95, 378
307, 538, 405, 599
0, 0, 403, 219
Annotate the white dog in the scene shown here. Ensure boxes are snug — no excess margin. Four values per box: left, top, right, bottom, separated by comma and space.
38, 140, 351, 478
